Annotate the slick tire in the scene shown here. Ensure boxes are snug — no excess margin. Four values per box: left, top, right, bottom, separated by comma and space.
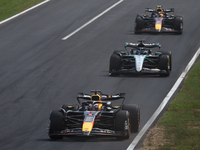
135, 15, 144, 34
161, 51, 172, 71
173, 16, 183, 34
61, 104, 79, 111
49, 110, 64, 139
109, 54, 121, 76
159, 55, 170, 77
115, 110, 130, 140
122, 104, 140, 133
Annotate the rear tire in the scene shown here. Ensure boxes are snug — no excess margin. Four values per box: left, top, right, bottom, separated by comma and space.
49, 110, 64, 139
122, 104, 140, 133
115, 110, 130, 140
159, 55, 170, 77
109, 54, 121, 76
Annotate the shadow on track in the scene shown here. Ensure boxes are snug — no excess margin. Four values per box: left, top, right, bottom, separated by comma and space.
37, 136, 119, 143
101, 71, 169, 78
126, 30, 180, 36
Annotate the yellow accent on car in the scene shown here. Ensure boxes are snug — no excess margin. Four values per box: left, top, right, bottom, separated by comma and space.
82, 122, 94, 132
68, 106, 72, 108
155, 24, 162, 30
97, 103, 103, 111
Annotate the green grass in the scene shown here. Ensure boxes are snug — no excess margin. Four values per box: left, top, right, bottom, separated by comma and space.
0, 0, 44, 21
157, 59, 200, 150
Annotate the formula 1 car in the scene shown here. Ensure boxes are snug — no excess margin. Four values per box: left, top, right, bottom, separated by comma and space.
134, 5, 183, 34
109, 40, 172, 76
48, 90, 140, 140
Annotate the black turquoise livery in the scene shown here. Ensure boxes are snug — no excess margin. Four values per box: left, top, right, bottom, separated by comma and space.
109, 40, 172, 76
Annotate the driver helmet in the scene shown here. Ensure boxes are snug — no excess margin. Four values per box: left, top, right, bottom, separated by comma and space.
94, 104, 99, 111
88, 104, 93, 111
155, 13, 160, 17
136, 49, 141, 55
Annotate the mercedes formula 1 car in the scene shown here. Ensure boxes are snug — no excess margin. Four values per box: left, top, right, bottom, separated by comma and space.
134, 5, 183, 34
48, 90, 140, 140
109, 40, 172, 76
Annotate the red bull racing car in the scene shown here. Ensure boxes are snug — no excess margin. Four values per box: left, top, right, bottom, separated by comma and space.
134, 5, 183, 34
48, 90, 140, 140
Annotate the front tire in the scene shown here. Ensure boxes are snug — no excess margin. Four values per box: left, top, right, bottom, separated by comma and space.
159, 55, 170, 77
115, 110, 130, 140
49, 110, 64, 139
161, 51, 172, 71
109, 54, 121, 76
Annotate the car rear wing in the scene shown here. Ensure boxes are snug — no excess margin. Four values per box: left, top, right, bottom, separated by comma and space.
77, 92, 126, 108
103, 93, 125, 101
77, 92, 125, 103
125, 42, 161, 49
164, 8, 174, 13
145, 8, 155, 12
145, 8, 174, 13
77, 92, 125, 100
77, 90, 103, 100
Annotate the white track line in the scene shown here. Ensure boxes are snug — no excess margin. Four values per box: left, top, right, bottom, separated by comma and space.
62, 0, 124, 40
127, 47, 200, 150
0, 0, 50, 25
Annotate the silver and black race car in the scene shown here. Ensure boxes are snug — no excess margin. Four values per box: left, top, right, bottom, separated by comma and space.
109, 40, 172, 76
134, 5, 183, 34
48, 90, 140, 140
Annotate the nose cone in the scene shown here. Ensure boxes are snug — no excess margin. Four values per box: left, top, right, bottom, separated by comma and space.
136, 61, 143, 72
135, 55, 146, 72
82, 122, 94, 136
155, 24, 162, 31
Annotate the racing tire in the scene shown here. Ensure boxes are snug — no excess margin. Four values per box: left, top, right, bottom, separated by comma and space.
109, 54, 121, 76
161, 51, 172, 71
115, 110, 131, 140
134, 15, 144, 34
61, 104, 79, 111
159, 55, 170, 77
173, 16, 183, 34
49, 110, 64, 139
122, 104, 140, 133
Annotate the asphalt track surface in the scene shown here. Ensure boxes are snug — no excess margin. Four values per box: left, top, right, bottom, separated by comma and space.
0, 0, 200, 150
